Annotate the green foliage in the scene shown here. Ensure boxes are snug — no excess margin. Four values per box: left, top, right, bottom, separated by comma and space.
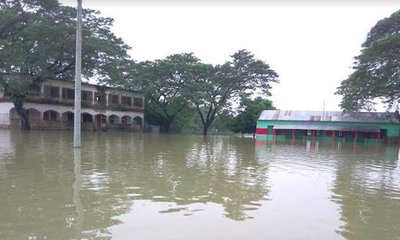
210, 109, 236, 134
0, 0, 132, 82
0, 75, 38, 101
0, 0, 133, 129
231, 97, 275, 134
336, 10, 400, 112
192, 49, 279, 135
132, 53, 201, 133
169, 106, 202, 134
131, 50, 279, 134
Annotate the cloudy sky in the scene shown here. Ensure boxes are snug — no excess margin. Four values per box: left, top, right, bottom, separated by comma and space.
60, 0, 400, 111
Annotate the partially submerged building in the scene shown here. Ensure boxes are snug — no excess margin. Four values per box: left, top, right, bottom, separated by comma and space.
0, 79, 144, 131
256, 110, 400, 143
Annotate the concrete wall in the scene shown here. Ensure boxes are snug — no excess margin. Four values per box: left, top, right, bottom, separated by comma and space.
0, 103, 14, 127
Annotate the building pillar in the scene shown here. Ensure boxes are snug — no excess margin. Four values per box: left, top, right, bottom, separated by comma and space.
376, 132, 381, 139
90, 91, 94, 105
59, 87, 62, 101
92, 92, 96, 105
311, 130, 317, 142
40, 83, 45, 97
354, 131, 358, 142
291, 129, 295, 140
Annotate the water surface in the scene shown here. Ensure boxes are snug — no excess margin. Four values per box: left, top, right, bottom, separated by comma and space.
0, 130, 399, 239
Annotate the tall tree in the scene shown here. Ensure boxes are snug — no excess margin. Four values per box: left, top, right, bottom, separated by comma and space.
0, 0, 132, 129
232, 97, 275, 136
132, 53, 200, 133
192, 50, 279, 135
336, 10, 400, 112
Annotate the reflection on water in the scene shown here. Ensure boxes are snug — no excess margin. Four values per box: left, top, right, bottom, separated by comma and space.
0, 130, 399, 239
331, 144, 400, 240
73, 149, 83, 239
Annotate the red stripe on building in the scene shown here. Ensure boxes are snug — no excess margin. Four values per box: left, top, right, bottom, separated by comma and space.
256, 128, 268, 135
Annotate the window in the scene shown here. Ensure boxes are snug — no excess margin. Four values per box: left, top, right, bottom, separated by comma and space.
95, 92, 106, 105
121, 96, 132, 106
82, 91, 93, 102
62, 88, 74, 100
44, 86, 60, 98
133, 97, 144, 108
109, 94, 119, 104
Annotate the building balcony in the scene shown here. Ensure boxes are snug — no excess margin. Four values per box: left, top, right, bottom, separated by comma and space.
0, 95, 144, 112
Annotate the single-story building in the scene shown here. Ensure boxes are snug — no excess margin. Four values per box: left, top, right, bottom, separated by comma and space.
256, 110, 400, 143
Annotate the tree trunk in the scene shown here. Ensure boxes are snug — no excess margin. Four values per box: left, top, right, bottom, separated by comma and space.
202, 123, 210, 136
161, 124, 170, 133
160, 118, 173, 133
14, 102, 31, 130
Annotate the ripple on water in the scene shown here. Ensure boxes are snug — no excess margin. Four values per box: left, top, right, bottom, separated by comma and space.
1, 133, 400, 240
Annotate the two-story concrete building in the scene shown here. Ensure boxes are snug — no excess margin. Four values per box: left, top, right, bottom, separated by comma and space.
0, 79, 144, 131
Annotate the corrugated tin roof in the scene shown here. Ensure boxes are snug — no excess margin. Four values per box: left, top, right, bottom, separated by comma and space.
258, 110, 400, 123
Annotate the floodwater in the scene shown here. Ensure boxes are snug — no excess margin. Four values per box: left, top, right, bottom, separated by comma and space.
0, 131, 399, 240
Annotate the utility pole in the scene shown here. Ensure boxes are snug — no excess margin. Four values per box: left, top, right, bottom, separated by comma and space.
74, 0, 82, 148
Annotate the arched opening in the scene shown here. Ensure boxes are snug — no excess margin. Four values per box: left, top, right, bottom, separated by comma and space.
133, 116, 142, 125
81, 112, 94, 131
62, 111, 74, 122
82, 113, 93, 122
95, 114, 107, 130
109, 115, 120, 124
27, 108, 41, 121
43, 110, 60, 121
121, 115, 132, 126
